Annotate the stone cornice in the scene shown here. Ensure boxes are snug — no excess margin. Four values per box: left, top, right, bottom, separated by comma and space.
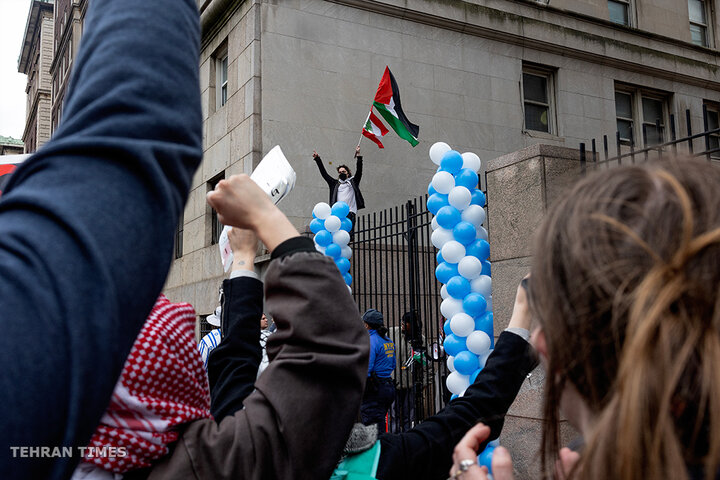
325, 0, 720, 90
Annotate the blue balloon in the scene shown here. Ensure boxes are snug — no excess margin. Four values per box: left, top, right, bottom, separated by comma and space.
436, 250, 445, 264
440, 150, 463, 175
315, 230, 333, 247
475, 312, 494, 347
312, 211, 317, 219
340, 218, 353, 232
447, 275, 471, 299
470, 367, 483, 384
427, 193, 449, 215
443, 319, 452, 336
437, 206, 461, 229
453, 221, 477, 246
428, 182, 438, 196
450, 394, 459, 402
455, 168, 479, 189
466, 239, 490, 261
443, 334, 467, 356
471, 190, 486, 207
325, 243, 342, 259
335, 257, 351, 274
454, 350, 480, 375
343, 273, 352, 286
309, 218, 325, 234
435, 262, 459, 284
478, 447, 495, 474
331, 202, 350, 218
481, 260, 491, 276
463, 293, 487, 317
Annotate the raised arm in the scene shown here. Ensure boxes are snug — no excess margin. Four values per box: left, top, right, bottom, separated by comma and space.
0, 0, 202, 478
207, 228, 264, 422
376, 282, 537, 480
353, 145, 364, 185
313, 150, 336, 186
149, 176, 369, 479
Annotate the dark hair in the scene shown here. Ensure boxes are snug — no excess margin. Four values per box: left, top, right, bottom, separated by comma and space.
401, 310, 423, 346
337, 164, 352, 177
530, 158, 720, 479
366, 322, 390, 341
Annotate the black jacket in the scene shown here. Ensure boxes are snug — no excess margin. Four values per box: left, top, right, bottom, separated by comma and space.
314, 155, 365, 210
377, 331, 539, 480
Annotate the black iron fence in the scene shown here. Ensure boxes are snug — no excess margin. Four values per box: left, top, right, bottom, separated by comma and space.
579, 107, 720, 172
350, 195, 450, 432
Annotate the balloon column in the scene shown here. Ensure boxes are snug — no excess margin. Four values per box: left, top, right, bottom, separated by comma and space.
427, 142, 493, 400
310, 201, 354, 289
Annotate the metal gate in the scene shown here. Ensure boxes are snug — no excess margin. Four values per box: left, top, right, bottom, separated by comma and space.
350, 195, 449, 432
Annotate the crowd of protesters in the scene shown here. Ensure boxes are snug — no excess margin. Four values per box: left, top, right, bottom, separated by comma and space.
2, 0, 720, 479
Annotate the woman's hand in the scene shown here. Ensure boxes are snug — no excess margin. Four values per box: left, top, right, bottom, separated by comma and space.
449, 423, 514, 480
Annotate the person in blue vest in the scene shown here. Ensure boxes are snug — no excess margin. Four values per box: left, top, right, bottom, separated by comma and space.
361, 309, 396, 433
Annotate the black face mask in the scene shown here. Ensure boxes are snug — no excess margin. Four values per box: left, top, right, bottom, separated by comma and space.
339, 173, 348, 181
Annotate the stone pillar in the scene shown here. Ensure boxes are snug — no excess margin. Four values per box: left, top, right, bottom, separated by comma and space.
486, 144, 584, 479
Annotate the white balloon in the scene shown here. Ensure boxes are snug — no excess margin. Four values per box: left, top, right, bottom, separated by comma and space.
441, 241, 466, 264
476, 226, 488, 241
479, 349, 493, 369
446, 355, 456, 372
458, 256, 483, 280
462, 205, 486, 227
324, 215, 341, 233
340, 245, 353, 259
466, 330, 492, 354
440, 297, 464, 319
313, 202, 332, 220
470, 275, 492, 297
431, 171, 455, 195
347, 285, 352, 294
450, 313, 475, 337
446, 371, 470, 395
440, 284, 449, 300
332, 230, 350, 246
429, 142, 452, 166
448, 186, 472, 211
431, 216, 440, 231
431, 227, 454, 249
461, 152, 482, 172
486, 295, 493, 311
315, 244, 326, 254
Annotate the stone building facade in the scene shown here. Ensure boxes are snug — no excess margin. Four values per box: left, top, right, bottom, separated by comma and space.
50, 0, 87, 133
0, 137, 24, 156
18, 0, 55, 154
167, 0, 720, 317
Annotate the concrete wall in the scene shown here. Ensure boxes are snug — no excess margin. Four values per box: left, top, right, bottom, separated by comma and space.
486, 143, 584, 479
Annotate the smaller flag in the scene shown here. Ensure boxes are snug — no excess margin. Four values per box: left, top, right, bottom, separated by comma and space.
362, 109, 389, 149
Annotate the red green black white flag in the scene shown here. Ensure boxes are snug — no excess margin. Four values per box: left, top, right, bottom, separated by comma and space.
362, 108, 389, 148
372, 66, 420, 147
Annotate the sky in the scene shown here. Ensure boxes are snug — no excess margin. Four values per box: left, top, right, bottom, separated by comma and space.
0, 0, 32, 140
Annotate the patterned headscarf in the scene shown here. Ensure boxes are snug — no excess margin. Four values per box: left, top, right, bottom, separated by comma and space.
82, 295, 211, 473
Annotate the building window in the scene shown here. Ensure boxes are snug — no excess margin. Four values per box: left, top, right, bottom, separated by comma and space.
614, 85, 669, 146
214, 44, 229, 109
522, 65, 555, 134
174, 210, 184, 259
208, 172, 225, 245
705, 102, 720, 158
608, 0, 631, 26
688, 0, 709, 47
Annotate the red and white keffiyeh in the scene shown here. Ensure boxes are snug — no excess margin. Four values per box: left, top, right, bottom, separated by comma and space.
84, 294, 211, 473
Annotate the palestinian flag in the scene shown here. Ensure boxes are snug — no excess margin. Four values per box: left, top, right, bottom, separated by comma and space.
373, 67, 420, 147
362, 108, 389, 148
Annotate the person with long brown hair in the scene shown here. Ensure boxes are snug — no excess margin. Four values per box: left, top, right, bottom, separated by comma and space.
450, 158, 720, 480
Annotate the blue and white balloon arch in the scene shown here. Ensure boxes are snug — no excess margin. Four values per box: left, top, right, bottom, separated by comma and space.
427, 142, 493, 400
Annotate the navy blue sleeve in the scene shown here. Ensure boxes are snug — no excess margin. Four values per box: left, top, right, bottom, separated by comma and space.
376, 331, 538, 480
0, 0, 202, 478
208, 276, 264, 423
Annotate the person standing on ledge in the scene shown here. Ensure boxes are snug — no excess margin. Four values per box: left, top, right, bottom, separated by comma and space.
312, 146, 365, 236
